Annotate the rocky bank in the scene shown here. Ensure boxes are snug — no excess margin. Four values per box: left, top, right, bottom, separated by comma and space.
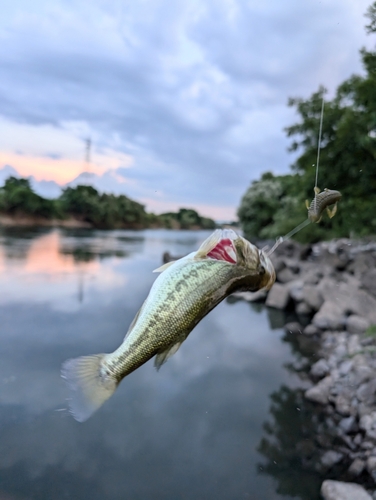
236, 238, 376, 498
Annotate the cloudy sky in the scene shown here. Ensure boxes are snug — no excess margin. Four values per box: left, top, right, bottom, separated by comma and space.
0, 0, 373, 220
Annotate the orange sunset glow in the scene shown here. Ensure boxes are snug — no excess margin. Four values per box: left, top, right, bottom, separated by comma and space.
0, 151, 104, 184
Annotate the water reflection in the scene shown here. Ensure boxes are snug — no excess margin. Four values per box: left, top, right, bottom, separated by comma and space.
0, 228, 329, 500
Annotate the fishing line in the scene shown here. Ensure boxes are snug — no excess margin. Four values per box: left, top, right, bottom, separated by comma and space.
314, 93, 325, 209
265, 92, 325, 257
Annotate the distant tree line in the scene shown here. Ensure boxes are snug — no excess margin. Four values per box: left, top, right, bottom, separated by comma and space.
0, 177, 216, 230
238, 2, 376, 243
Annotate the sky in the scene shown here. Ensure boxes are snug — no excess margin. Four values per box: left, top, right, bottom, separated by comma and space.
0, 0, 373, 220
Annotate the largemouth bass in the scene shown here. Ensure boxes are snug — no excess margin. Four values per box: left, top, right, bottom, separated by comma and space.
62, 229, 275, 422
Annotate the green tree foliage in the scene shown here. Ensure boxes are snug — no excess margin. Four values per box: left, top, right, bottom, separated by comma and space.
159, 208, 216, 230
0, 177, 215, 230
59, 185, 148, 228
0, 177, 57, 218
238, 2, 376, 242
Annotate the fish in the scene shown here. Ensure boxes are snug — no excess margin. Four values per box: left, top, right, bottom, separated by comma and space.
306, 187, 342, 223
61, 229, 276, 422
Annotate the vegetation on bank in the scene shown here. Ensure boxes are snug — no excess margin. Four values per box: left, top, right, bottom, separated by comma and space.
238, 2, 376, 243
0, 177, 216, 230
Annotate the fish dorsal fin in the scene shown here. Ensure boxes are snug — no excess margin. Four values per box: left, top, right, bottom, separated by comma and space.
153, 261, 176, 273
195, 229, 237, 264
154, 341, 182, 370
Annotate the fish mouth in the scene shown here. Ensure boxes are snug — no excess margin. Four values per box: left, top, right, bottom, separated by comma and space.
203, 229, 238, 264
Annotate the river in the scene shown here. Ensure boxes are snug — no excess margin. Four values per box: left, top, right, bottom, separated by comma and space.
0, 228, 324, 500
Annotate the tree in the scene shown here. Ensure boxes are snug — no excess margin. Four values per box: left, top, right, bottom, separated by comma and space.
0, 176, 57, 218
238, 2, 376, 242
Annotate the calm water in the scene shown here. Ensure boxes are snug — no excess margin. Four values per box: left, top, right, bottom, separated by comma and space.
0, 228, 323, 500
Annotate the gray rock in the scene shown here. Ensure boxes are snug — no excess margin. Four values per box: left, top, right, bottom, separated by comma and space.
277, 267, 296, 283
361, 441, 375, 450
304, 323, 320, 336
303, 267, 324, 285
361, 269, 376, 298
316, 277, 376, 325
305, 376, 332, 404
287, 279, 304, 302
231, 290, 268, 302
321, 450, 344, 468
321, 480, 372, 500
339, 359, 354, 376
347, 315, 370, 334
339, 416, 356, 434
348, 252, 376, 277
360, 412, 376, 439
367, 456, 376, 482
265, 283, 290, 309
284, 322, 303, 335
313, 301, 346, 330
357, 380, 376, 406
296, 301, 312, 315
352, 360, 374, 385
334, 393, 354, 417
270, 256, 286, 274
353, 434, 362, 446
348, 458, 365, 476
302, 285, 324, 311
311, 359, 330, 378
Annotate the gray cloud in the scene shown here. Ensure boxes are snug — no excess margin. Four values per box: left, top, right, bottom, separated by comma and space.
0, 0, 371, 215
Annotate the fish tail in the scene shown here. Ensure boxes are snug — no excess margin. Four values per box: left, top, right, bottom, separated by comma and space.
61, 354, 118, 422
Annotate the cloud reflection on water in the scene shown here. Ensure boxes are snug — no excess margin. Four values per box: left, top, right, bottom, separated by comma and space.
0, 229, 303, 500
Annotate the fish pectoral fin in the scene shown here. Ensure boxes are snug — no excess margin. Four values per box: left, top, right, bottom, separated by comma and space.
305, 199, 310, 209
153, 261, 176, 273
314, 186, 321, 195
154, 342, 182, 370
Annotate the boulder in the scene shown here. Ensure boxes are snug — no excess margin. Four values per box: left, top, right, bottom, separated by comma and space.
284, 322, 303, 335
231, 290, 267, 302
339, 416, 356, 434
302, 285, 324, 311
320, 450, 344, 468
277, 267, 296, 283
269, 256, 286, 274
347, 252, 376, 277
305, 375, 332, 404
359, 412, 376, 440
356, 379, 376, 406
304, 324, 320, 336
334, 392, 354, 417
296, 301, 312, 315
321, 480, 372, 500
310, 359, 330, 378
361, 268, 376, 298
346, 315, 370, 334
265, 283, 290, 309
366, 456, 376, 480
288, 280, 304, 302
313, 301, 346, 330
348, 458, 366, 477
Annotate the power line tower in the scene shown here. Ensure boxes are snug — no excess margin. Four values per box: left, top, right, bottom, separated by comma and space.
84, 137, 91, 171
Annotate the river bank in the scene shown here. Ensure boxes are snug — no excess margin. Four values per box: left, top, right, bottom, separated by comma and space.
234, 237, 376, 497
